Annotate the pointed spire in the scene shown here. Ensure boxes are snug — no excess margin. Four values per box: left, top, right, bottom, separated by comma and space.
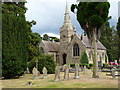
64, 1, 72, 28
65, 1, 69, 14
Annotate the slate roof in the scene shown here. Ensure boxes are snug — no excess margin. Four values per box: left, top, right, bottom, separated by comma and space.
42, 35, 106, 52
77, 35, 106, 50
43, 41, 60, 52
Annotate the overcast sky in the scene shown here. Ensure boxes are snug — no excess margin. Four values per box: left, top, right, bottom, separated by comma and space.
25, 0, 119, 38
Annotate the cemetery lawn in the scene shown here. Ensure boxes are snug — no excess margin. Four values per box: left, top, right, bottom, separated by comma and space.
1, 70, 118, 88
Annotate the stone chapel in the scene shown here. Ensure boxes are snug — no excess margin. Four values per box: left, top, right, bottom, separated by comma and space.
39, 4, 108, 65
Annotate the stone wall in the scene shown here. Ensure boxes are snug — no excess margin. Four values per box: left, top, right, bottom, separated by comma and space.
66, 34, 86, 64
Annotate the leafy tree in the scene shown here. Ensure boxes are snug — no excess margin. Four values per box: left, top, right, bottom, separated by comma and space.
100, 22, 113, 61
43, 34, 50, 41
100, 22, 119, 62
111, 28, 119, 61
49, 36, 59, 42
42, 34, 59, 42
71, 2, 110, 78
80, 51, 89, 66
116, 17, 120, 61
28, 54, 56, 74
27, 21, 41, 62
2, 2, 28, 79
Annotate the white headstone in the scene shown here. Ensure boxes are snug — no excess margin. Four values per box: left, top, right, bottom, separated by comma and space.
74, 63, 80, 79
83, 66, 87, 74
42, 67, 48, 79
32, 67, 38, 79
26, 67, 30, 74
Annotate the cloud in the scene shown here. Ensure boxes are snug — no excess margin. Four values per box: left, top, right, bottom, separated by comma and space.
41, 33, 60, 39
25, 0, 119, 37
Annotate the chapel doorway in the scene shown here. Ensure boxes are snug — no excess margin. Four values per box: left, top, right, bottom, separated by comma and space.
63, 53, 67, 65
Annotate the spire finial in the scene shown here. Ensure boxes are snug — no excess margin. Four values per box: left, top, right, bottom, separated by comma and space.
65, 0, 69, 14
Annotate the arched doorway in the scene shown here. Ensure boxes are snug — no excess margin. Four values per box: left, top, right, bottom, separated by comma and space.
63, 53, 67, 65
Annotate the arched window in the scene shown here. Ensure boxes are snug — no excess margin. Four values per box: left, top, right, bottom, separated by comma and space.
40, 47, 44, 54
73, 43, 80, 56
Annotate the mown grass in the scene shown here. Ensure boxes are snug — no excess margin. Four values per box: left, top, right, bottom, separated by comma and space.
1, 70, 118, 88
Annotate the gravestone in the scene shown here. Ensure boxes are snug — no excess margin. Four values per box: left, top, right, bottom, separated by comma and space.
26, 67, 30, 74
42, 67, 48, 79
32, 67, 38, 79
112, 67, 116, 79
38, 71, 40, 76
83, 65, 87, 74
64, 64, 69, 80
62, 64, 66, 71
54, 66, 60, 82
74, 63, 80, 79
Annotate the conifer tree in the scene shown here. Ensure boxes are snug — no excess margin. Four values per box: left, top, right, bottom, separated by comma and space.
71, 2, 110, 78
2, 2, 28, 79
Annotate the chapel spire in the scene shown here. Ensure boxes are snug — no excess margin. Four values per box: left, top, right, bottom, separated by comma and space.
64, 1, 72, 27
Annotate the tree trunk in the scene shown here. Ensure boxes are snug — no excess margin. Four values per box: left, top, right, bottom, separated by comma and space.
92, 28, 99, 78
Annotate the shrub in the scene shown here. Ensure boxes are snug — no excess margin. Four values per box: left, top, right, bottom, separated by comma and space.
103, 63, 109, 67
70, 64, 75, 68
80, 63, 88, 66
80, 51, 89, 65
87, 63, 93, 68
28, 54, 56, 74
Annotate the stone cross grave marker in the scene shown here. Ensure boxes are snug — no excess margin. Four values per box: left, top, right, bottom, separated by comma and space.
42, 67, 48, 79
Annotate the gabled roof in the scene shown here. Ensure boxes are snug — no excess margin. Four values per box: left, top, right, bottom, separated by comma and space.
43, 40, 60, 52
77, 35, 106, 50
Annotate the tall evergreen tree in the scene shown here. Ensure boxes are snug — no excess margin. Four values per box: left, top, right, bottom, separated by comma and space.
80, 51, 89, 66
100, 21, 119, 62
100, 22, 113, 61
2, 2, 28, 79
71, 2, 110, 78
116, 17, 120, 61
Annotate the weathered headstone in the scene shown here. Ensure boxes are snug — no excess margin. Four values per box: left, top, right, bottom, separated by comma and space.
74, 63, 80, 79
54, 66, 60, 82
26, 67, 30, 74
32, 67, 38, 79
62, 64, 66, 71
64, 64, 69, 80
112, 67, 116, 79
42, 67, 48, 79
83, 65, 87, 74
38, 71, 40, 76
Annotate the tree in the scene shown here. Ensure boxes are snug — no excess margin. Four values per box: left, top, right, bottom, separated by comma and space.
42, 34, 60, 42
28, 54, 56, 74
2, 2, 28, 79
80, 51, 89, 66
49, 36, 60, 42
27, 21, 41, 62
43, 34, 50, 41
100, 22, 119, 62
100, 22, 113, 61
116, 17, 120, 61
71, 2, 110, 78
